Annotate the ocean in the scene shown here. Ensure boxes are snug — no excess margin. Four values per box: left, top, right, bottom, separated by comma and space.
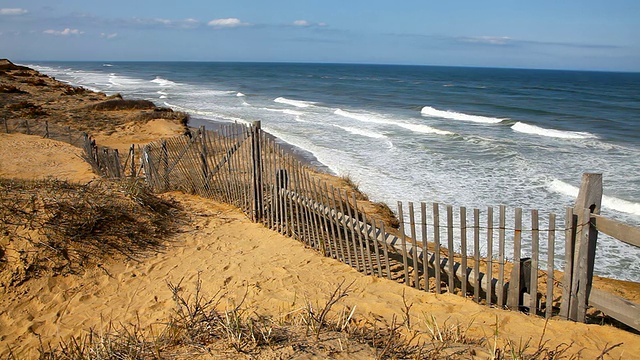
25, 61, 640, 281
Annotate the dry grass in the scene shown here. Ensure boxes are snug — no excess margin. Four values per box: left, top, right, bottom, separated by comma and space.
0, 178, 184, 284
31, 278, 610, 360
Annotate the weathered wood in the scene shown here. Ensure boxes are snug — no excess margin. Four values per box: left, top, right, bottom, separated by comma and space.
380, 222, 392, 280
362, 212, 375, 275
507, 208, 522, 309
447, 205, 455, 293
589, 288, 640, 332
338, 188, 356, 267
560, 207, 575, 320
44, 121, 49, 138
371, 218, 384, 277
591, 214, 640, 248
530, 209, 539, 316
344, 190, 361, 268
546, 214, 556, 319
333, 185, 352, 264
486, 207, 494, 306
25, 119, 30, 135
571, 173, 602, 322
398, 202, 410, 285
409, 203, 420, 288
421, 202, 430, 292
433, 203, 442, 294
473, 208, 481, 303
3, 118, 8, 133
576, 208, 592, 322
497, 205, 506, 307
460, 207, 468, 296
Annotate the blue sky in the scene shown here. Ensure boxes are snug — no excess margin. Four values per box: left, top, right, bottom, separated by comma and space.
1, 1, 639, 71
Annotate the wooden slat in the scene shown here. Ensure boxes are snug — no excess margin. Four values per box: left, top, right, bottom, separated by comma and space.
345, 190, 362, 270
576, 208, 591, 322
546, 213, 556, 319
507, 208, 523, 309
447, 205, 455, 293
589, 288, 640, 332
398, 202, 410, 285
473, 208, 481, 303
380, 222, 392, 280
334, 186, 353, 266
530, 209, 540, 316
371, 218, 384, 277
560, 207, 574, 320
460, 207, 468, 296
591, 214, 640, 248
433, 203, 442, 294
362, 212, 375, 275
486, 207, 494, 306
497, 205, 506, 307
354, 193, 369, 272
409, 203, 420, 288
421, 202, 430, 292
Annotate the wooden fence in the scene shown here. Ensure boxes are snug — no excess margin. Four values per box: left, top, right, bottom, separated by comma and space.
11, 119, 634, 330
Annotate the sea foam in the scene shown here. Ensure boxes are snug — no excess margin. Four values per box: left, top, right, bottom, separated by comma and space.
512, 122, 597, 139
332, 124, 387, 139
274, 97, 316, 108
421, 106, 505, 124
397, 123, 454, 136
150, 77, 177, 87
548, 179, 640, 216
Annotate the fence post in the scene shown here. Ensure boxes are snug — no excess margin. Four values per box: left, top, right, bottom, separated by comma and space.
25, 120, 30, 135
566, 173, 602, 321
129, 144, 136, 177
44, 121, 49, 138
161, 140, 169, 191
3, 118, 8, 133
251, 121, 263, 223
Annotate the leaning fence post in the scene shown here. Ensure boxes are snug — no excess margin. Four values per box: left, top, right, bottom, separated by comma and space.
129, 144, 136, 177
44, 121, 49, 138
567, 173, 602, 322
3, 118, 8, 133
25, 119, 30, 135
251, 121, 263, 223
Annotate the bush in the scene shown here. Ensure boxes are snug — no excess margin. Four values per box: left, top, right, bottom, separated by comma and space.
89, 99, 157, 111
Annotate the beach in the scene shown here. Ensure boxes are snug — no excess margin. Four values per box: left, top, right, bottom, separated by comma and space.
1, 60, 639, 358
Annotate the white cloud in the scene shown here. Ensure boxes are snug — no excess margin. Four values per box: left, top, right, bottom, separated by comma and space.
128, 17, 200, 29
0, 8, 28, 15
459, 36, 512, 45
101, 32, 118, 39
291, 20, 327, 28
207, 18, 248, 28
293, 20, 309, 27
43, 28, 84, 36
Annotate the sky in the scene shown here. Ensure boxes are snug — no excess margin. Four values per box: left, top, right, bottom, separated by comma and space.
1, 1, 639, 71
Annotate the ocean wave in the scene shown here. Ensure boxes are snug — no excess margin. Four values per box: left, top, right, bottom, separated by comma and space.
512, 122, 597, 139
103, 63, 113, 67
274, 97, 317, 108
262, 108, 305, 116
163, 102, 249, 124
334, 109, 394, 125
397, 123, 454, 136
150, 77, 177, 87
547, 179, 640, 216
236, 92, 245, 97
421, 106, 505, 124
332, 124, 387, 139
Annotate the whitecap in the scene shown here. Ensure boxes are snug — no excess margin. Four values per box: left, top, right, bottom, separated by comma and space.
236, 92, 246, 97
547, 179, 640, 216
512, 122, 597, 139
150, 77, 177, 87
397, 123, 454, 136
421, 106, 505, 124
334, 109, 395, 125
274, 97, 316, 108
332, 124, 387, 139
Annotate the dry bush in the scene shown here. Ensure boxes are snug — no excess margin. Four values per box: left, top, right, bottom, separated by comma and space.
0, 85, 27, 94
132, 108, 190, 126
0, 178, 183, 284
88, 99, 157, 111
